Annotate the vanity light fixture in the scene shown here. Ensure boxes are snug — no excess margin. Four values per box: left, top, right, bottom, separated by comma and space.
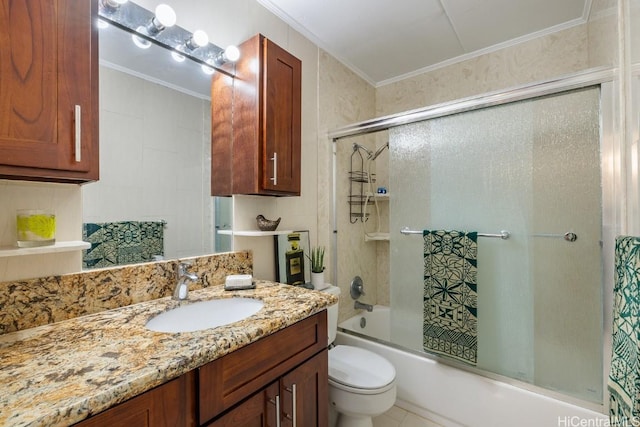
98, 0, 238, 78
145, 4, 176, 36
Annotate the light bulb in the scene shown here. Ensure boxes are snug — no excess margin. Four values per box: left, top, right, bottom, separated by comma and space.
185, 30, 209, 51
192, 30, 209, 47
100, 0, 128, 11
132, 26, 151, 49
223, 45, 240, 62
154, 4, 176, 28
97, 19, 109, 29
201, 59, 215, 75
171, 51, 186, 62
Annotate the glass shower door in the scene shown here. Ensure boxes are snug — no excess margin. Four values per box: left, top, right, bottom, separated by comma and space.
389, 86, 603, 402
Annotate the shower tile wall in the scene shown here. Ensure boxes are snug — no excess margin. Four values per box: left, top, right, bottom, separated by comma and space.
318, 50, 378, 322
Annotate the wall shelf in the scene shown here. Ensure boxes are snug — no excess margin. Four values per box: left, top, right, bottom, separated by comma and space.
0, 241, 90, 258
367, 192, 389, 200
217, 230, 294, 237
364, 233, 390, 242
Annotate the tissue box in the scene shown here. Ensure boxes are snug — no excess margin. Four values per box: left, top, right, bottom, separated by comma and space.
225, 274, 255, 290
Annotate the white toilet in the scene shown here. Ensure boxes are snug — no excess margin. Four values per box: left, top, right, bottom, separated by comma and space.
324, 286, 397, 427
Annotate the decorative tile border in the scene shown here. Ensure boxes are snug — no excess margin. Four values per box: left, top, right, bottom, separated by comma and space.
0, 251, 252, 334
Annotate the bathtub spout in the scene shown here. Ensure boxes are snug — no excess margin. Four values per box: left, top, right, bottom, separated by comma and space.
354, 300, 373, 312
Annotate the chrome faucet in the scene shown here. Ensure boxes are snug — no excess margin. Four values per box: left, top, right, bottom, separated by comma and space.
173, 262, 198, 301
354, 300, 373, 312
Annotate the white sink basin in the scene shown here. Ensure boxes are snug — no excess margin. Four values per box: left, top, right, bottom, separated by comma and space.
145, 297, 264, 333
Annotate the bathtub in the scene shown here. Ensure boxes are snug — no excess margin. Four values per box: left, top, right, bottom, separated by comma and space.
337, 306, 607, 427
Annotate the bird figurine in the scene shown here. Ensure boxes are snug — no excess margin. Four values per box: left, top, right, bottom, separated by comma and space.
256, 215, 281, 231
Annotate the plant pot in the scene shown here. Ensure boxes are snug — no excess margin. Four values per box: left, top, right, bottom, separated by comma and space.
311, 271, 327, 290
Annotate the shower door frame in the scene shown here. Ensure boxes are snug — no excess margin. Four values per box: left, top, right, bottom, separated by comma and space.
330, 67, 623, 411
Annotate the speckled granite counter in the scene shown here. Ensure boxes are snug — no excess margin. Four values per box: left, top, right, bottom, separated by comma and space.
0, 282, 337, 427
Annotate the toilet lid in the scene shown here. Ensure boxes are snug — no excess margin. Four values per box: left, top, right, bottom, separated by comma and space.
329, 345, 396, 390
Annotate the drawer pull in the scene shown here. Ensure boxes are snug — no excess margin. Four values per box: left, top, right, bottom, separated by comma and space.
270, 152, 278, 185
284, 384, 297, 427
268, 395, 281, 427
74, 105, 82, 162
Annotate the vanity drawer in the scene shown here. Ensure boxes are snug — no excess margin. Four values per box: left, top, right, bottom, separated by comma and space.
198, 310, 327, 424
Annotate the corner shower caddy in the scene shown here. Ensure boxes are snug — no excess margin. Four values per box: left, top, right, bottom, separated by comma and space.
348, 144, 375, 223
348, 144, 390, 241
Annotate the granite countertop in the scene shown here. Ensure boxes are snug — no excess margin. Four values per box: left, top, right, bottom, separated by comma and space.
0, 282, 337, 427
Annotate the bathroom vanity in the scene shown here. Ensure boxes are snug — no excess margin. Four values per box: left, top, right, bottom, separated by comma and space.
0, 282, 335, 426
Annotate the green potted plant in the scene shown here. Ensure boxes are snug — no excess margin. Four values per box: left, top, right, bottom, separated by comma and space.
307, 246, 326, 290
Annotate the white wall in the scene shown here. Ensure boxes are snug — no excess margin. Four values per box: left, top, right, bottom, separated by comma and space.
0, 181, 83, 281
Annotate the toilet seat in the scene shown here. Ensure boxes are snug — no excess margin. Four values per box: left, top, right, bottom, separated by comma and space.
329, 345, 396, 394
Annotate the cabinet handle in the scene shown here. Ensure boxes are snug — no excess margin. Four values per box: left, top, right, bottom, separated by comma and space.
270, 152, 278, 186
284, 384, 297, 427
74, 105, 82, 162
268, 395, 281, 427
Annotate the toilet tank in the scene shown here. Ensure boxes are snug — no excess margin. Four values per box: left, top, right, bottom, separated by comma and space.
323, 285, 341, 345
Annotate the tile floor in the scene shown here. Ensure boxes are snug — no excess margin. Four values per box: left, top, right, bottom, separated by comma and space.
373, 405, 443, 427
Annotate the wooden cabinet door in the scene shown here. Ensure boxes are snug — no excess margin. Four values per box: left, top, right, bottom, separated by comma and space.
74, 372, 196, 427
0, 0, 98, 182
261, 38, 301, 195
211, 34, 300, 196
280, 349, 328, 427
209, 351, 328, 427
207, 382, 280, 427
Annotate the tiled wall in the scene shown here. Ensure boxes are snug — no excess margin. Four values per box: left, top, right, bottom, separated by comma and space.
317, 51, 378, 322
84, 66, 213, 261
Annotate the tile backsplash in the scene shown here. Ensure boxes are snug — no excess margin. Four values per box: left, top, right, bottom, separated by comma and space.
0, 251, 252, 335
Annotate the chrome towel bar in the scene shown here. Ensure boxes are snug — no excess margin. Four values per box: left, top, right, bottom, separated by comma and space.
400, 227, 578, 242
400, 227, 510, 240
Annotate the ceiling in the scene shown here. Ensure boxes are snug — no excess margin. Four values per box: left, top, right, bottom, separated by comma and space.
256, 0, 592, 86
99, 0, 592, 96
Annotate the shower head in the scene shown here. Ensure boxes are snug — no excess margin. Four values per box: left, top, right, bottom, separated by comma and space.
371, 142, 389, 161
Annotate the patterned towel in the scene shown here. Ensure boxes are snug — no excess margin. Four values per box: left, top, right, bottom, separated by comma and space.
423, 230, 478, 365
82, 221, 165, 269
609, 236, 640, 426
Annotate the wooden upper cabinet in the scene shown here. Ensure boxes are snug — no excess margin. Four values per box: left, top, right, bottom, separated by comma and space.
211, 34, 301, 196
0, 0, 99, 183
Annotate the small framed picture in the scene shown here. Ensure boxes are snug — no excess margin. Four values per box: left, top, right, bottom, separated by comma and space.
274, 230, 311, 286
